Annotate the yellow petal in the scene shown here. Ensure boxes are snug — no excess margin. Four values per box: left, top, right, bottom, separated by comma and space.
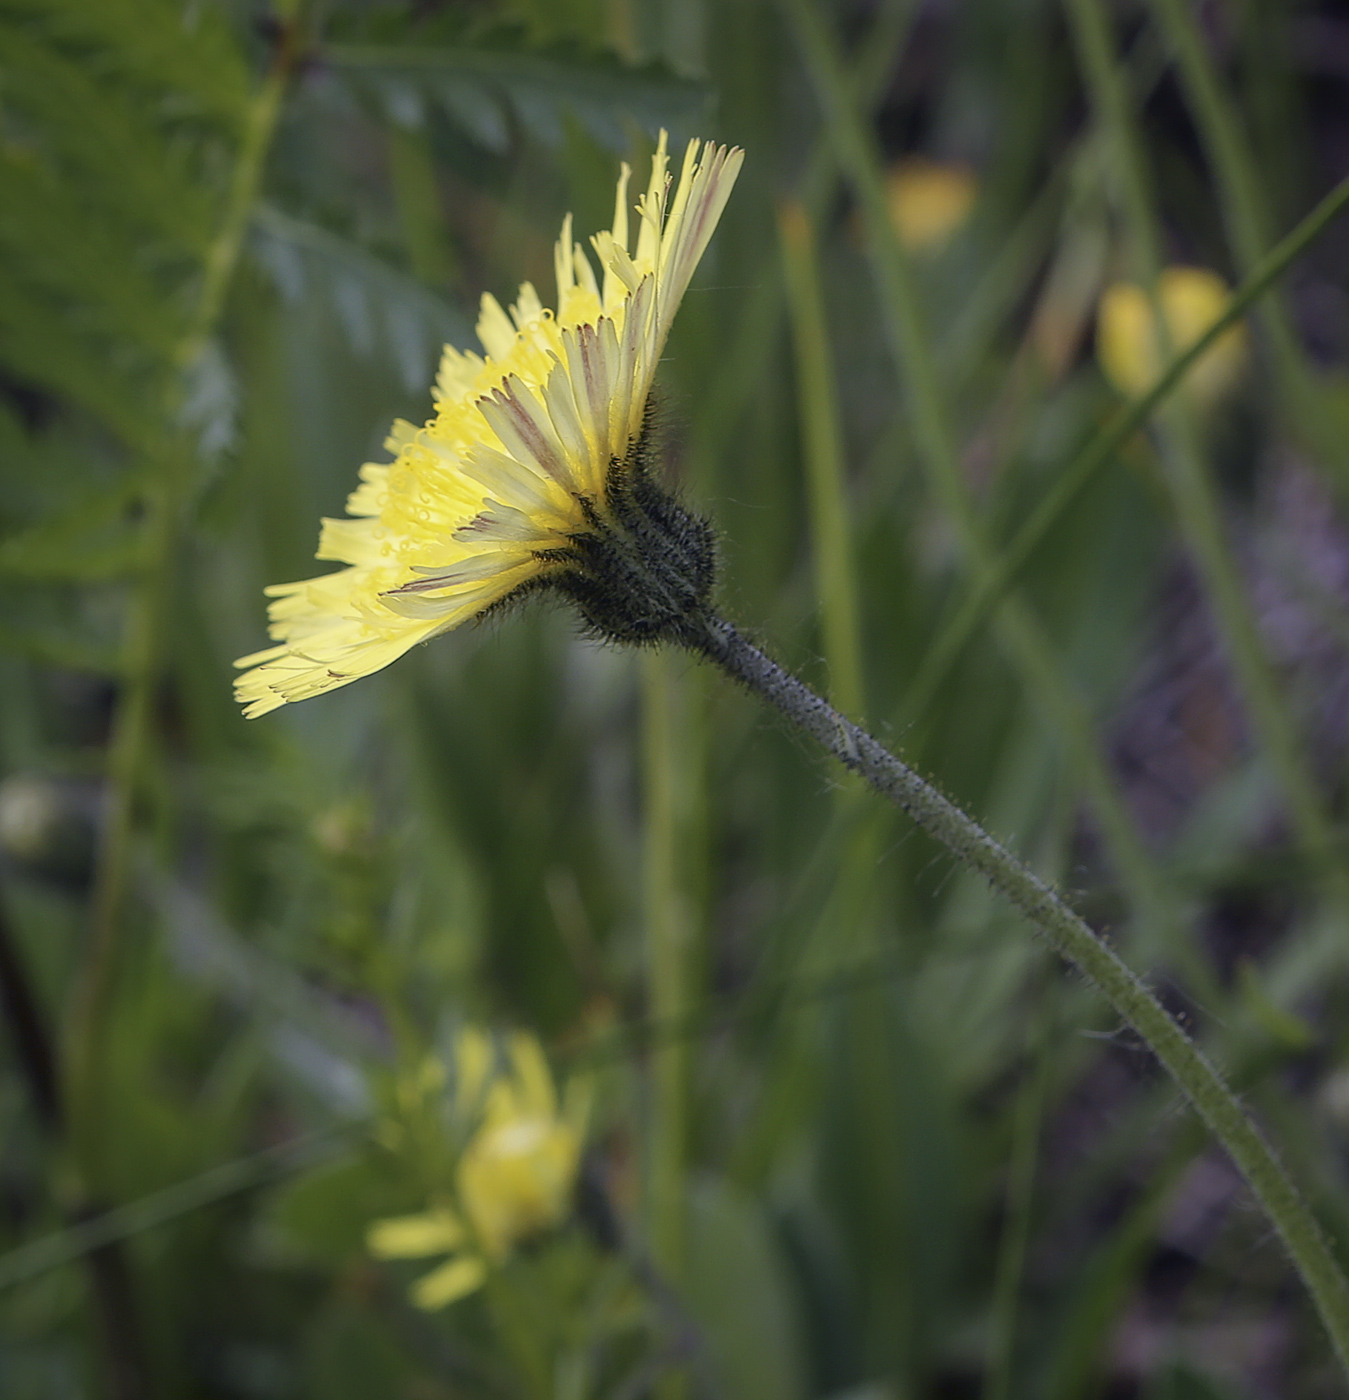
454, 1026, 494, 1117
507, 1032, 557, 1119
410, 1255, 488, 1310
366, 1210, 465, 1259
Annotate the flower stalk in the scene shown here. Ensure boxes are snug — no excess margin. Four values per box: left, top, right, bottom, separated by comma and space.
683, 612, 1349, 1381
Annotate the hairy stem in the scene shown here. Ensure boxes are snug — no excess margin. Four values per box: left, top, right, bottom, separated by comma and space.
690, 613, 1349, 1382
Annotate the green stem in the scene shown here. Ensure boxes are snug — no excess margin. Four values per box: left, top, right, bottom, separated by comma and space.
689, 0, 917, 466
778, 200, 865, 721
982, 994, 1051, 1400
779, 0, 1173, 947
1065, 0, 1342, 888
1144, 0, 1319, 431
691, 613, 1349, 1383
641, 650, 688, 1291
899, 170, 1349, 722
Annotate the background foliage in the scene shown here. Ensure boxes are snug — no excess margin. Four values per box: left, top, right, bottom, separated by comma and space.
3, 0, 1349, 1397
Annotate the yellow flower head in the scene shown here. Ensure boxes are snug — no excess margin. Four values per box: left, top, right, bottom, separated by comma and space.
1096, 266, 1248, 406
885, 158, 977, 252
235, 134, 743, 719
367, 1028, 591, 1309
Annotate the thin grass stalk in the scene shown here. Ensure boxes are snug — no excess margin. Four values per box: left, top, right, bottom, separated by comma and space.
900, 171, 1349, 723
1144, 0, 1321, 431
691, 0, 918, 465
779, 200, 866, 721
690, 613, 1349, 1382
778, 0, 1174, 952
641, 647, 689, 1400
982, 1001, 1050, 1400
1063, 0, 1343, 894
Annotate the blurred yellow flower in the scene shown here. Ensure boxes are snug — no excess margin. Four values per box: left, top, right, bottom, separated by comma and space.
1096, 266, 1248, 405
367, 1029, 590, 1309
235, 132, 742, 718
885, 158, 977, 252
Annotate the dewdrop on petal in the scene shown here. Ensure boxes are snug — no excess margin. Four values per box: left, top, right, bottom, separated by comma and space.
235, 133, 743, 718
885, 158, 977, 252
1096, 266, 1248, 407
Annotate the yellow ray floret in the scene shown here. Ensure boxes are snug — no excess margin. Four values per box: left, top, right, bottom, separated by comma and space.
235, 133, 744, 718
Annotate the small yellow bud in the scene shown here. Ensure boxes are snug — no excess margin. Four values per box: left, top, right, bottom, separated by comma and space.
885, 159, 977, 252
1096, 266, 1248, 405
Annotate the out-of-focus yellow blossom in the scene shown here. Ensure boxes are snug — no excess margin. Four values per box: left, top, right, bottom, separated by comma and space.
367, 1029, 591, 1309
235, 132, 742, 718
1096, 266, 1248, 406
885, 158, 977, 252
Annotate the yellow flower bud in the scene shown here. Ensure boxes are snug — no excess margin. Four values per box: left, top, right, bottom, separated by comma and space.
885, 159, 977, 252
1096, 266, 1248, 405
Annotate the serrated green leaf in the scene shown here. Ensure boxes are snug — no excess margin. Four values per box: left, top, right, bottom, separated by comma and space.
0, 155, 186, 358
250, 204, 470, 390
324, 38, 709, 151
0, 0, 251, 130
0, 20, 216, 254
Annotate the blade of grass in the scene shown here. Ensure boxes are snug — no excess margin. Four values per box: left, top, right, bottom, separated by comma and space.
641, 646, 690, 1400
64, 7, 306, 1189
690, 0, 919, 465
779, 199, 866, 721
0, 1128, 348, 1292
1145, 0, 1329, 451
983, 985, 1052, 1400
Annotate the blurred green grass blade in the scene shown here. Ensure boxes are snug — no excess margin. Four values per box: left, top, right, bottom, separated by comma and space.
1042, 1132, 1200, 1400
684, 1177, 809, 1400
900, 169, 1349, 732
982, 991, 1051, 1400
642, 648, 690, 1300
779, 200, 865, 720
0, 1129, 350, 1292
1146, 0, 1326, 444
690, 0, 918, 464
388, 125, 456, 286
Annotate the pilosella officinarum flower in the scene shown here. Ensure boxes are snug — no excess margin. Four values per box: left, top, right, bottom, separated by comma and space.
235, 134, 744, 717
